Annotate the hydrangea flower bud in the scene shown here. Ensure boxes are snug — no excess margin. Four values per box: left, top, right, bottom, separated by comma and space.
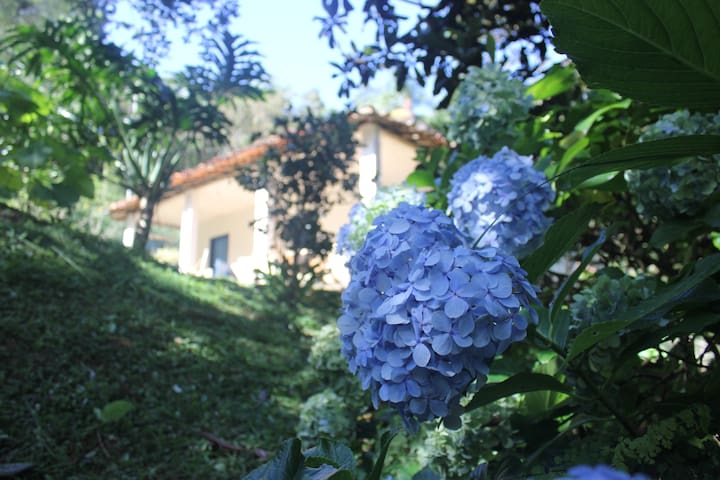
338, 203, 538, 429
625, 110, 720, 219
447, 64, 533, 154
556, 465, 650, 480
337, 184, 426, 258
447, 147, 554, 258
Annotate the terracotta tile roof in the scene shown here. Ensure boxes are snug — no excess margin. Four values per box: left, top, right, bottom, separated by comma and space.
108, 112, 446, 219
350, 110, 448, 149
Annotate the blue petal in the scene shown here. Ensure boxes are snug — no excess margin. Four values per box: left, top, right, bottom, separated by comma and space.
431, 333, 453, 355
389, 218, 410, 234
387, 383, 407, 402
445, 296, 469, 318
493, 318, 512, 340
489, 274, 513, 298
337, 315, 358, 335
412, 343, 431, 367
387, 348, 412, 367
386, 313, 409, 325
431, 311, 452, 332
429, 400, 448, 418
429, 270, 450, 296
409, 398, 427, 415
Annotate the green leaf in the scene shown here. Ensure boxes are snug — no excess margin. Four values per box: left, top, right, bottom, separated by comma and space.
522, 203, 599, 283
558, 135, 720, 189
549, 227, 614, 328
367, 430, 398, 480
94, 399, 134, 423
567, 253, 720, 361
303, 464, 353, 480
649, 219, 704, 248
304, 440, 355, 473
526, 64, 577, 101
542, 0, 720, 109
465, 373, 571, 412
243, 439, 304, 480
406, 169, 436, 189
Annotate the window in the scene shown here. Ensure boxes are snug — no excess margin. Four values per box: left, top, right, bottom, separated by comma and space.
209, 234, 230, 278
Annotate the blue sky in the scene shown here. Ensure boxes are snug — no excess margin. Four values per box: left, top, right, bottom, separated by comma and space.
110, 0, 390, 110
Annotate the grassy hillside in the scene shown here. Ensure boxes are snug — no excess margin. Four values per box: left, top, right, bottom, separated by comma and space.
0, 208, 340, 478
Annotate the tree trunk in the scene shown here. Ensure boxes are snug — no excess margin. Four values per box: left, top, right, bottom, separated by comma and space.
132, 197, 156, 252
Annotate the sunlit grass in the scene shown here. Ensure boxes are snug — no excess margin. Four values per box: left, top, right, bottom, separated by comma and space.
0, 213, 339, 478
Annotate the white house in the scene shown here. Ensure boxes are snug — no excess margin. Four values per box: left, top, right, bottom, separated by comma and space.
109, 109, 446, 284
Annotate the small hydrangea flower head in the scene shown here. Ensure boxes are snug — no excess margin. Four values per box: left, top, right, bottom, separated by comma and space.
338, 203, 538, 429
447, 64, 533, 154
337, 184, 426, 259
625, 110, 720, 219
556, 465, 650, 480
447, 147, 554, 258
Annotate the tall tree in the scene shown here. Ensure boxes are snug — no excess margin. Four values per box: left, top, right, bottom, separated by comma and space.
236, 110, 358, 293
2, 18, 269, 250
317, 0, 551, 107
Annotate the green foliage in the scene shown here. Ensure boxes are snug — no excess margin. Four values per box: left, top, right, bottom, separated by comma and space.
542, 0, 720, 109
613, 405, 717, 475
243, 435, 397, 480
317, 0, 551, 107
626, 110, 720, 220
296, 390, 356, 446
447, 64, 533, 155
0, 210, 321, 477
1, 12, 268, 248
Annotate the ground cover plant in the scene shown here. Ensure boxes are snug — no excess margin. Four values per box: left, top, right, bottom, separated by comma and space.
0, 207, 342, 478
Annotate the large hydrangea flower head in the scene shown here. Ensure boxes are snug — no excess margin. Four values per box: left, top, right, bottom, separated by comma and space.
338, 203, 538, 429
625, 110, 720, 219
447, 64, 533, 154
336, 184, 426, 258
447, 147, 554, 258
555, 465, 650, 480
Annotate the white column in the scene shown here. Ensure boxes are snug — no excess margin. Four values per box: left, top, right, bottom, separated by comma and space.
122, 213, 136, 248
252, 188, 270, 271
359, 123, 380, 201
178, 194, 198, 274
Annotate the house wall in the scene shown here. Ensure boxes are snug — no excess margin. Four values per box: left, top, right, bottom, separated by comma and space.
378, 131, 420, 185
195, 207, 255, 267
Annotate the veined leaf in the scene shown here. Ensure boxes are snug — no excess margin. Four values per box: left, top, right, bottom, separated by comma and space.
567, 253, 720, 361
243, 439, 304, 480
465, 373, 571, 412
558, 135, 720, 189
542, 0, 720, 109
526, 64, 577, 101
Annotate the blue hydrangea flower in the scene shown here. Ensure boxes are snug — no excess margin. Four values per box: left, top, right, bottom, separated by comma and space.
556, 465, 650, 480
337, 185, 426, 259
447, 147, 554, 258
625, 110, 720, 219
338, 203, 538, 429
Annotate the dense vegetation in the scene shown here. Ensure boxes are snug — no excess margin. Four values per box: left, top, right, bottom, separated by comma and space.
0, 208, 341, 477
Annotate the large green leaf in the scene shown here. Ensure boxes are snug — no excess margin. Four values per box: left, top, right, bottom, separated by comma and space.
558, 135, 720, 189
567, 253, 720, 361
542, 0, 720, 109
465, 373, 571, 412
304, 440, 356, 473
526, 64, 577, 101
243, 439, 304, 480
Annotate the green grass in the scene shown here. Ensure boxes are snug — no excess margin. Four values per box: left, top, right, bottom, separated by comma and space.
0, 209, 341, 478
